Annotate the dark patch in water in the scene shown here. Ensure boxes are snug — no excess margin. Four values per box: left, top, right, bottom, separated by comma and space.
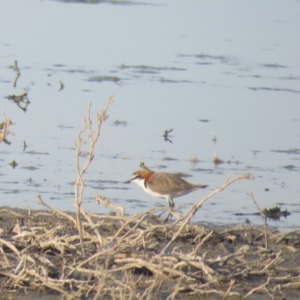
192, 168, 214, 173
116, 64, 189, 83
282, 165, 296, 170
279, 75, 300, 81
2, 181, 19, 185
22, 166, 39, 170
88, 75, 120, 83
28, 182, 43, 188
271, 148, 300, 155
173, 172, 191, 178
3, 189, 20, 194
252, 150, 261, 155
126, 199, 142, 203
89, 185, 108, 190
159, 78, 193, 84
179, 53, 236, 65
67, 68, 91, 73
261, 63, 287, 68
49, 196, 61, 200
25, 151, 49, 155
88, 179, 119, 185
249, 87, 300, 93
238, 74, 262, 79
156, 165, 168, 169
53, 64, 65, 67
58, 124, 74, 129
196, 62, 213, 65
112, 119, 127, 127
119, 65, 185, 72
162, 157, 178, 161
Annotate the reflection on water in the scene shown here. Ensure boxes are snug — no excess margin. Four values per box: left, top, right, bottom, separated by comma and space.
0, 0, 299, 230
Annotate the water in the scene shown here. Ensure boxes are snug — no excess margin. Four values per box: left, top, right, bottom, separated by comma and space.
0, 0, 299, 230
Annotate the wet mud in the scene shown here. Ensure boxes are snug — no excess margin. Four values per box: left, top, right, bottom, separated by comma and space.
0, 206, 299, 299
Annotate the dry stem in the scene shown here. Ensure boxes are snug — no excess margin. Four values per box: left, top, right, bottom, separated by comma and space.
161, 174, 254, 254
0, 113, 12, 144
74, 97, 114, 256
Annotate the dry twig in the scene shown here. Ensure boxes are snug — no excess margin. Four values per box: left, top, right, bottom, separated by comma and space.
74, 97, 114, 256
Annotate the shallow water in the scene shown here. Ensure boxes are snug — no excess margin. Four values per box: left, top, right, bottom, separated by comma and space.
0, 0, 299, 230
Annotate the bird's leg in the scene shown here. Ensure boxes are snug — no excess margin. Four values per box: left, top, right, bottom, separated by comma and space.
168, 197, 175, 209
163, 197, 174, 223
158, 197, 174, 222
163, 213, 170, 223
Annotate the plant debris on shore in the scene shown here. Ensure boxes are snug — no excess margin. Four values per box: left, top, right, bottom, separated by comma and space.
0, 204, 300, 300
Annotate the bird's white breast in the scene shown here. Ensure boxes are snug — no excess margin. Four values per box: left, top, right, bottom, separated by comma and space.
132, 178, 165, 199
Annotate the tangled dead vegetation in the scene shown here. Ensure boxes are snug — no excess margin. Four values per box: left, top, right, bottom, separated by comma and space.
0, 203, 300, 300
0, 114, 12, 145
1, 97, 299, 299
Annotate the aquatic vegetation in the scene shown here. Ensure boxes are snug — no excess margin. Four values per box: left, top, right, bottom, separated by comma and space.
5, 92, 30, 112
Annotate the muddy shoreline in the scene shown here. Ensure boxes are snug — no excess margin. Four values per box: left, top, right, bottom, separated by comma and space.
0, 205, 299, 299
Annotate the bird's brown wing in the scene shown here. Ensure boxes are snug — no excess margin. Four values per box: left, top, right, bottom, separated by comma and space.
147, 172, 207, 194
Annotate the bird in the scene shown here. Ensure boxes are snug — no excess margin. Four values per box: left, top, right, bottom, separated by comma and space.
126, 169, 208, 208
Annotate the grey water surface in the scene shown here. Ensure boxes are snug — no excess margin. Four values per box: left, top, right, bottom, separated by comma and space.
0, 0, 299, 230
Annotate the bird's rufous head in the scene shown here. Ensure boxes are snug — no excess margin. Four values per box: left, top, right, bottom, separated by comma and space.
125, 170, 154, 185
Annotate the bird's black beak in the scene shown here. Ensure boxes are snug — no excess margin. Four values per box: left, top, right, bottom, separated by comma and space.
124, 179, 131, 184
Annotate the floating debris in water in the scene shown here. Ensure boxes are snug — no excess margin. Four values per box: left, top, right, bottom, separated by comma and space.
112, 119, 127, 127
9, 160, 18, 169
190, 154, 198, 162
88, 75, 120, 83
262, 206, 290, 220
163, 128, 173, 143
190, 154, 199, 168
213, 153, 224, 165
5, 92, 30, 112
211, 131, 217, 144
11, 60, 20, 87
12, 60, 20, 73
59, 80, 64, 92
